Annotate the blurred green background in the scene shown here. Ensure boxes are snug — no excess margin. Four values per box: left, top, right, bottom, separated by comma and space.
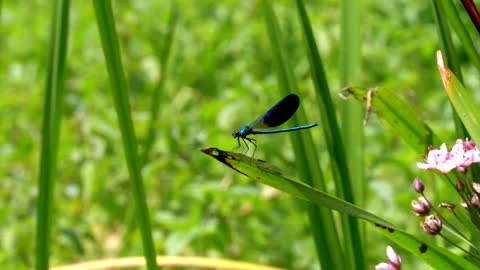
2, 0, 477, 269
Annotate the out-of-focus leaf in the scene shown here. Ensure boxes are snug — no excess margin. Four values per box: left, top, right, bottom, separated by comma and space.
142, 3, 178, 164
340, 86, 441, 153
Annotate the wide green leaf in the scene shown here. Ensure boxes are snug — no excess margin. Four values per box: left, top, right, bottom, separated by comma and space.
201, 147, 479, 270
201, 147, 392, 227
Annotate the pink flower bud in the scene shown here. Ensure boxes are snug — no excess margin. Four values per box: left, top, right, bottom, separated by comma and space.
421, 215, 443, 235
413, 177, 424, 193
375, 246, 402, 270
411, 197, 431, 216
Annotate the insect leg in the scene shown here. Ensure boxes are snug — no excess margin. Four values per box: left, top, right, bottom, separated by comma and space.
245, 137, 257, 157
233, 137, 242, 150
241, 137, 250, 153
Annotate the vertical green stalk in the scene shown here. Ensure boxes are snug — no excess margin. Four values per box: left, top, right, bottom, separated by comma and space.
296, 0, 363, 268
92, 1, 158, 269
124, 3, 177, 253
141, 4, 178, 165
262, 1, 344, 269
340, 0, 364, 207
35, 0, 70, 269
339, 0, 365, 255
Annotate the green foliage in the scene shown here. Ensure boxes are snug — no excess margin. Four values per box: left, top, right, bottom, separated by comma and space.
2, 0, 479, 269
201, 147, 478, 269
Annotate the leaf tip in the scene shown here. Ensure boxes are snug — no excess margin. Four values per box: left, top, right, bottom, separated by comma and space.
200, 147, 219, 156
436, 50, 450, 91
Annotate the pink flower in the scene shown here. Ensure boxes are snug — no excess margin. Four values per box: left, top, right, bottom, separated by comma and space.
464, 139, 477, 151
375, 262, 396, 270
375, 246, 402, 270
416, 143, 456, 173
417, 139, 480, 173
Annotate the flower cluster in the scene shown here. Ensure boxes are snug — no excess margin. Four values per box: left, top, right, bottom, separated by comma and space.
417, 139, 480, 173
403, 139, 480, 267
378, 139, 480, 268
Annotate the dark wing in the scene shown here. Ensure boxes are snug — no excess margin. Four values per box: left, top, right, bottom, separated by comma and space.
245, 94, 300, 129
261, 94, 300, 127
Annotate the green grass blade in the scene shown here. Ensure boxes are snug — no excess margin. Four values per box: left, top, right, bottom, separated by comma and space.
202, 147, 479, 270
341, 86, 441, 152
340, 0, 365, 209
339, 0, 366, 262
295, 1, 363, 268
437, 51, 480, 141
141, 4, 178, 165
433, 1, 480, 217
124, 3, 178, 254
432, 0, 468, 139
440, 0, 480, 70
35, 1, 70, 269
432, 1, 463, 80
201, 147, 393, 228
91, 1, 158, 269
262, 1, 344, 268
